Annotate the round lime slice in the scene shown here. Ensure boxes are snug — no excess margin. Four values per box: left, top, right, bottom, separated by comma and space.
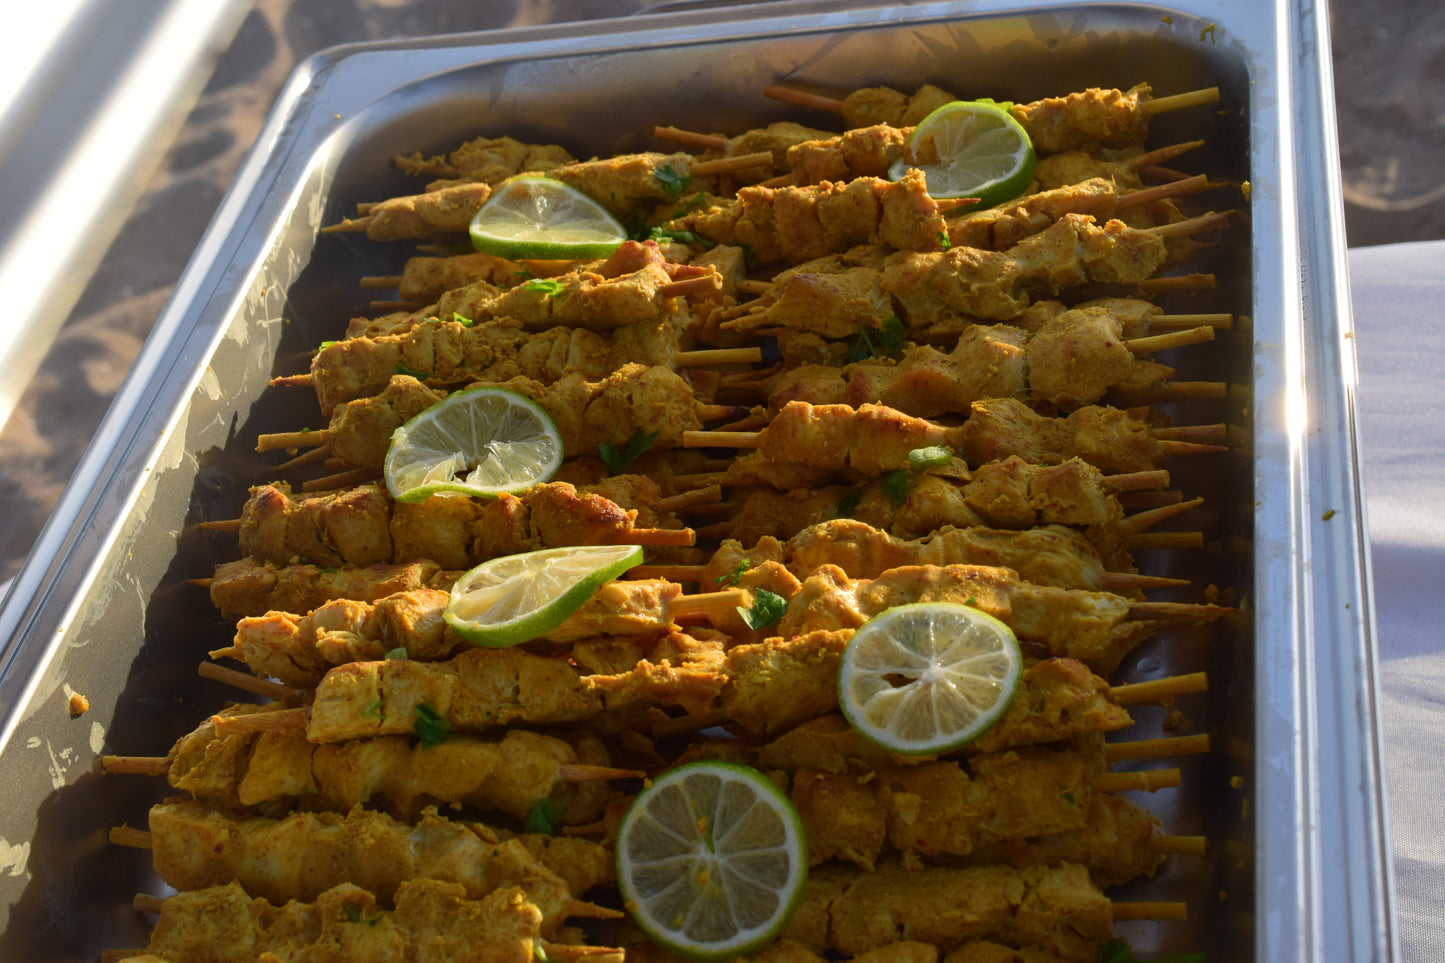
887, 100, 1037, 205
837, 601, 1022, 754
616, 760, 807, 960
383, 386, 563, 503
469, 173, 627, 260
444, 544, 644, 648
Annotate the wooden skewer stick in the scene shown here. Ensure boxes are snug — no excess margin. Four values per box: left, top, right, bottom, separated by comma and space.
277, 444, 333, 471
1128, 600, 1229, 622
689, 151, 775, 176
302, 467, 382, 493
1118, 497, 1207, 538
1110, 671, 1208, 705
196, 518, 243, 534
757, 172, 801, 189
108, 826, 153, 849
257, 428, 330, 452
696, 403, 751, 422
762, 84, 846, 113
1147, 210, 1231, 240
1101, 572, 1191, 591
1154, 424, 1228, 444
212, 707, 309, 737
101, 755, 170, 776
674, 346, 763, 366
1125, 325, 1215, 354
667, 588, 748, 620
1117, 490, 1183, 510
655, 487, 724, 515
1151, 380, 1229, 399
1095, 768, 1181, 793
1140, 86, 1221, 116
1157, 438, 1229, 456
1135, 273, 1215, 293
319, 215, 375, 234
1102, 469, 1170, 492
370, 299, 421, 312
735, 278, 772, 296
1149, 835, 1208, 856
271, 372, 315, 388
134, 893, 166, 914
1140, 165, 1195, 183
1122, 139, 1206, 170
360, 274, 404, 290
1105, 733, 1211, 763
660, 274, 724, 298
1115, 173, 1212, 210
654, 125, 729, 151
1113, 901, 1190, 922
199, 662, 290, 700
1149, 312, 1234, 331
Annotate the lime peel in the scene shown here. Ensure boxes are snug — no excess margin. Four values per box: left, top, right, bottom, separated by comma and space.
888, 99, 1037, 205
837, 601, 1023, 754
616, 761, 807, 960
444, 544, 644, 648
469, 174, 627, 260
383, 386, 563, 503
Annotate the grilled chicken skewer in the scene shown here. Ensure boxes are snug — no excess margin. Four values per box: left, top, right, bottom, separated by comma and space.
211, 478, 694, 571
121, 799, 618, 932
765, 80, 1220, 152
261, 365, 744, 474
111, 879, 624, 963
686, 399, 1225, 482
103, 708, 637, 825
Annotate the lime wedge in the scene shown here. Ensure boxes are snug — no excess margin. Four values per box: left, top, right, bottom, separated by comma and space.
444, 544, 644, 647
837, 602, 1022, 754
383, 386, 563, 503
469, 174, 627, 260
616, 761, 807, 960
887, 100, 1036, 205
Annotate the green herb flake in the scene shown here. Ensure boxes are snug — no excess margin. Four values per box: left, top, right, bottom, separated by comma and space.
413, 702, 449, 749
937, 229, 952, 250
715, 560, 752, 587
394, 362, 429, 379
524, 278, 566, 296
836, 491, 862, 517
649, 226, 713, 248
737, 588, 787, 631
654, 164, 693, 202
343, 904, 361, 924
525, 797, 564, 835
598, 428, 660, 476
451, 312, 475, 328
361, 699, 384, 721
846, 316, 906, 363
384, 646, 409, 660
879, 469, 911, 505
318, 340, 338, 350
907, 446, 953, 472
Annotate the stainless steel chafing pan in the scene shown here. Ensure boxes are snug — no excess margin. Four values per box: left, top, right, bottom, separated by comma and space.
0, 1, 1392, 959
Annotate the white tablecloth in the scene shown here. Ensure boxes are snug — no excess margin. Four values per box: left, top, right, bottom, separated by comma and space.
1351, 239, 1445, 961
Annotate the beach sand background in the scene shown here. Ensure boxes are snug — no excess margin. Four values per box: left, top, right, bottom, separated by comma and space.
0, 0, 1440, 584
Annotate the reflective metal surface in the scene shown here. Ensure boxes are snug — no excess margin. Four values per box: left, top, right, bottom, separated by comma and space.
0, 1, 1391, 959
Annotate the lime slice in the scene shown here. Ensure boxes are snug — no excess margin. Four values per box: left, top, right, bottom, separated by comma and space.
383, 386, 563, 503
887, 100, 1036, 205
616, 761, 807, 960
444, 544, 644, 647
469, 174, 627, 260
837, 602, 1022, 754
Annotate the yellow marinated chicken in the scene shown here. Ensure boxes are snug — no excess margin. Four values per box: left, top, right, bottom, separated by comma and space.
213, 579, 686, 687
121, 878, 622, 963
207, 557, 448, 620
236, 475, 681, 570
326, 181, 494, 241
394, 132, 576, 186
147, 800, 616, 930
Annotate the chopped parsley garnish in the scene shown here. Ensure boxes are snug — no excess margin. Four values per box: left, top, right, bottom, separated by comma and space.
318, 340, 337, 350
361, 699, 384, 720
343, 904, 361, 923
394, 362, 428, 379
649, 226, 712, 247
737, 588, 787, 631
452, 312, 475, 328
846, 316, 906, 363
413, 702, 449, 749
598, 428, 659, 476
524, 277, 566, 296
937, 229, 952, 250
836, 491, 862, 517
879, 469, 911, 505
654, 164, 693, 202
715, 559, 752, 587
525, 797, 564, 835
384, 646, 408, 660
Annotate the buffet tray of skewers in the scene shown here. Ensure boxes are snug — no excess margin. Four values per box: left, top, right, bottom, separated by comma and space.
0, 1, 1392, 961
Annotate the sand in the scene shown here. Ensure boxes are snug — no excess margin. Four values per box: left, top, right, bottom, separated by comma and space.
0, 0, 1437, 584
